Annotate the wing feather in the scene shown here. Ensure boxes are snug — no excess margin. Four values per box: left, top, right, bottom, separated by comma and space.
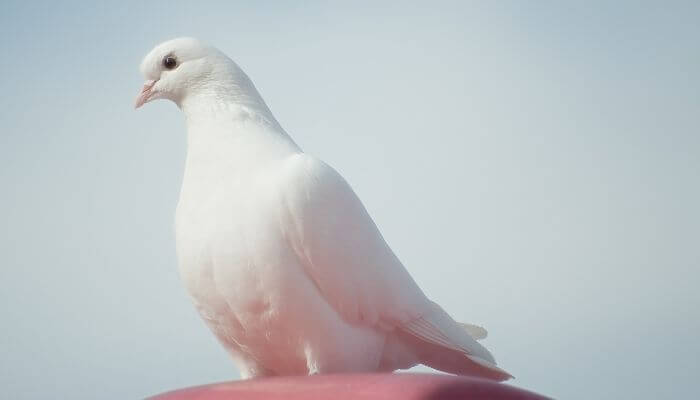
280, 154, 508, 378
280, 154, 428, 327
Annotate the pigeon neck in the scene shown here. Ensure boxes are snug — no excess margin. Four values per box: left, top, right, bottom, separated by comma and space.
180, 91, 277, 124
179, 60, 278, 127
180, 90, 301, 170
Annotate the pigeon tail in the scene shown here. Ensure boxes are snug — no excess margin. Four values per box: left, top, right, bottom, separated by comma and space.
398, 301, 512, 381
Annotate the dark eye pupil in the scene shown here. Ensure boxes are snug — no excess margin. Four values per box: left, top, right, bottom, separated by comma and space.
163, 56, 177, 69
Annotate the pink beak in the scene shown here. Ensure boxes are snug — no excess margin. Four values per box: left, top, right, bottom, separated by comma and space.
134, 80, 158, 109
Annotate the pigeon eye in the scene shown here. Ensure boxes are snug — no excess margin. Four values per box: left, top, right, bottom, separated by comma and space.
163, 56, 178, 70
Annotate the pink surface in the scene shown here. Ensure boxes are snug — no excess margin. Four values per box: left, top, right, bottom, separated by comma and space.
148, 373, 549, 400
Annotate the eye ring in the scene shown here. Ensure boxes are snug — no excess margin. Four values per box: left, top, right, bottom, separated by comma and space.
163, 55, 178, 70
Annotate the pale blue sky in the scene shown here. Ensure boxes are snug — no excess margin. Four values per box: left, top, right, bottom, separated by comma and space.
1, 1, 698, 399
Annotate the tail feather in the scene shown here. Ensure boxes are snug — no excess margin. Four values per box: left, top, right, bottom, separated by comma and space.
398, 300, 512, 381
459, 323, 488, 340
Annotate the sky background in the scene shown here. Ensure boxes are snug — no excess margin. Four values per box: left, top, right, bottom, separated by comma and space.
1, 1, 698, 399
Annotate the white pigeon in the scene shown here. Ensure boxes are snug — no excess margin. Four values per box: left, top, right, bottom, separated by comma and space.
135, 37, 511, 381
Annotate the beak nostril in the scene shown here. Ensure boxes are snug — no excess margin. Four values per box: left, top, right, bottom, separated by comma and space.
141, 79, 157, 93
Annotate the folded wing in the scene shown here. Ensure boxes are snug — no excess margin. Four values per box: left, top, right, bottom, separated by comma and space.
280, 154, 510, 380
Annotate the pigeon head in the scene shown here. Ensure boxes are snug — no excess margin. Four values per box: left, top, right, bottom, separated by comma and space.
135, 37, 256, 110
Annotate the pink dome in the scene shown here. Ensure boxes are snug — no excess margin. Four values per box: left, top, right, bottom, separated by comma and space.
148, 373, 549, 400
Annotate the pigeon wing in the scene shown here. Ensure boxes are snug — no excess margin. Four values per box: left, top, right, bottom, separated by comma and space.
280, 154, 427, 328
279, 154, 507, 379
